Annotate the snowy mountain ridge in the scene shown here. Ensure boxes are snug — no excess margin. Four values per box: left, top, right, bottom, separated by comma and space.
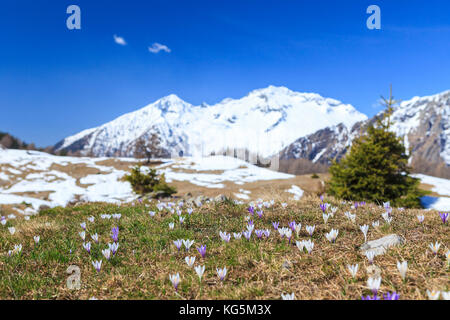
55, 86, 368, 158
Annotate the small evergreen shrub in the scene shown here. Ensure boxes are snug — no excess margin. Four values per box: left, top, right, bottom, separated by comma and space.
327, 87, 428, 208
311, 173, 319, 179
125, 166, 177, 197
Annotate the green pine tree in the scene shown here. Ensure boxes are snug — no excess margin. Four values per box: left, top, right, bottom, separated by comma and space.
327, 86, 427, 208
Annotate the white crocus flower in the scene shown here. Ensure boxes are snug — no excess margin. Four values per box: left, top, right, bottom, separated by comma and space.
325, 229, 339, 243
442, 292, 449, 300
426, 290, 440, 300
168, 222, 175, 230
359, 225, 369, 242
102, 248, 111, 260
281, 293, 295, 300
429, 241, 441, 255
365, 251, 375, 264
8, 227, 16, 235
183, 239, 194, 251
194, 265, 205, 281
216, 267, 227, 281
185, 256, 196, 267
295, 240, 304, 252
322, 213, 330, 224
367, 276, 381, 294
347, 264, 359, 279
371, 220, 379, 228
295, 224, 302, 237
304, 239, 314, 254
91, 233, 99, 243
79, 231, 86, 241
306, 225, 315, 236
417, 215, 425, 223
169, 273, 181, 291
396, 261, 408, 281
233, 232, 242, 240
33, 236, 40, 244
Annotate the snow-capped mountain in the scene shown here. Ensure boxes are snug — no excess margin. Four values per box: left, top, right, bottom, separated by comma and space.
280, 89, 450, 178
55, 86, 367, 159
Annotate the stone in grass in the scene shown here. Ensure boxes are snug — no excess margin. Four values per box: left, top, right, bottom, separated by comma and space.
360, 234, 405, 257
214, 194, 228, 202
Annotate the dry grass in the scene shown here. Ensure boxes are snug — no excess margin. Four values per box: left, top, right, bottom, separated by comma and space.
0, 195, 448, 300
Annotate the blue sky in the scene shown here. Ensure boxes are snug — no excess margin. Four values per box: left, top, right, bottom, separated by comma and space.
1, 0, 450, 147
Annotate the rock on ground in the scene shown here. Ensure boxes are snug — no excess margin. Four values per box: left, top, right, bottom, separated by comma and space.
360, 234, 405, 256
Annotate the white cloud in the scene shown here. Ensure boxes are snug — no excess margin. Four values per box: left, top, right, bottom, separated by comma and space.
113, 35, 127, 46
148, 43, 171, 53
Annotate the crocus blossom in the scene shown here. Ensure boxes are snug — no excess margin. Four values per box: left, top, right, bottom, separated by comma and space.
359, 225, 369, 242
108, 242, 119, 255
194, 265, 205, 281
216, 267, 227, 281
111, 227, 119, 242
383, 292, 400, 300
33, 236, 40, 244
365, 251, 375, 264
426, 290, 440, 300
439, 212, 449, 224
197, 245, 207, 258
92, 260, 102, 272
397, 261, 408, 281
429, 241, 441, 255
306, 225, 315, 236
243, 230, 252, 240
91, 233, 99, 243
174, 239, 183, 251
304, 239, 314, 254
219, 231, 231, 243
183, 239, 194, 251
417, 215, 425, 223
83, 242, 91, 253
347, 264, 359, 278
185, 256, 196, 267
325, 229, 339, 243
367, 276, 381, 295
281, 293, 295, 300
169, 273, 181, 291
102, 248, 111, 260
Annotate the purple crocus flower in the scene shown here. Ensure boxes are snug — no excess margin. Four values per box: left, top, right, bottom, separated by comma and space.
248, 220, 254, 226
361, 295, 380, 300
383, 292, 400, 300
319, 203, 328, 213
243, 230, 252, 240
320, 195, 324, 202
288, 221, 297, 232
264, 229, 270, 238
111, 226, 119, 242
272, 222, 279, 230
247, 206, 255, 215
256, 210, 264, 218
439, 212, 449, 224
197, 245, 206, 258
255, 230, 264, 239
